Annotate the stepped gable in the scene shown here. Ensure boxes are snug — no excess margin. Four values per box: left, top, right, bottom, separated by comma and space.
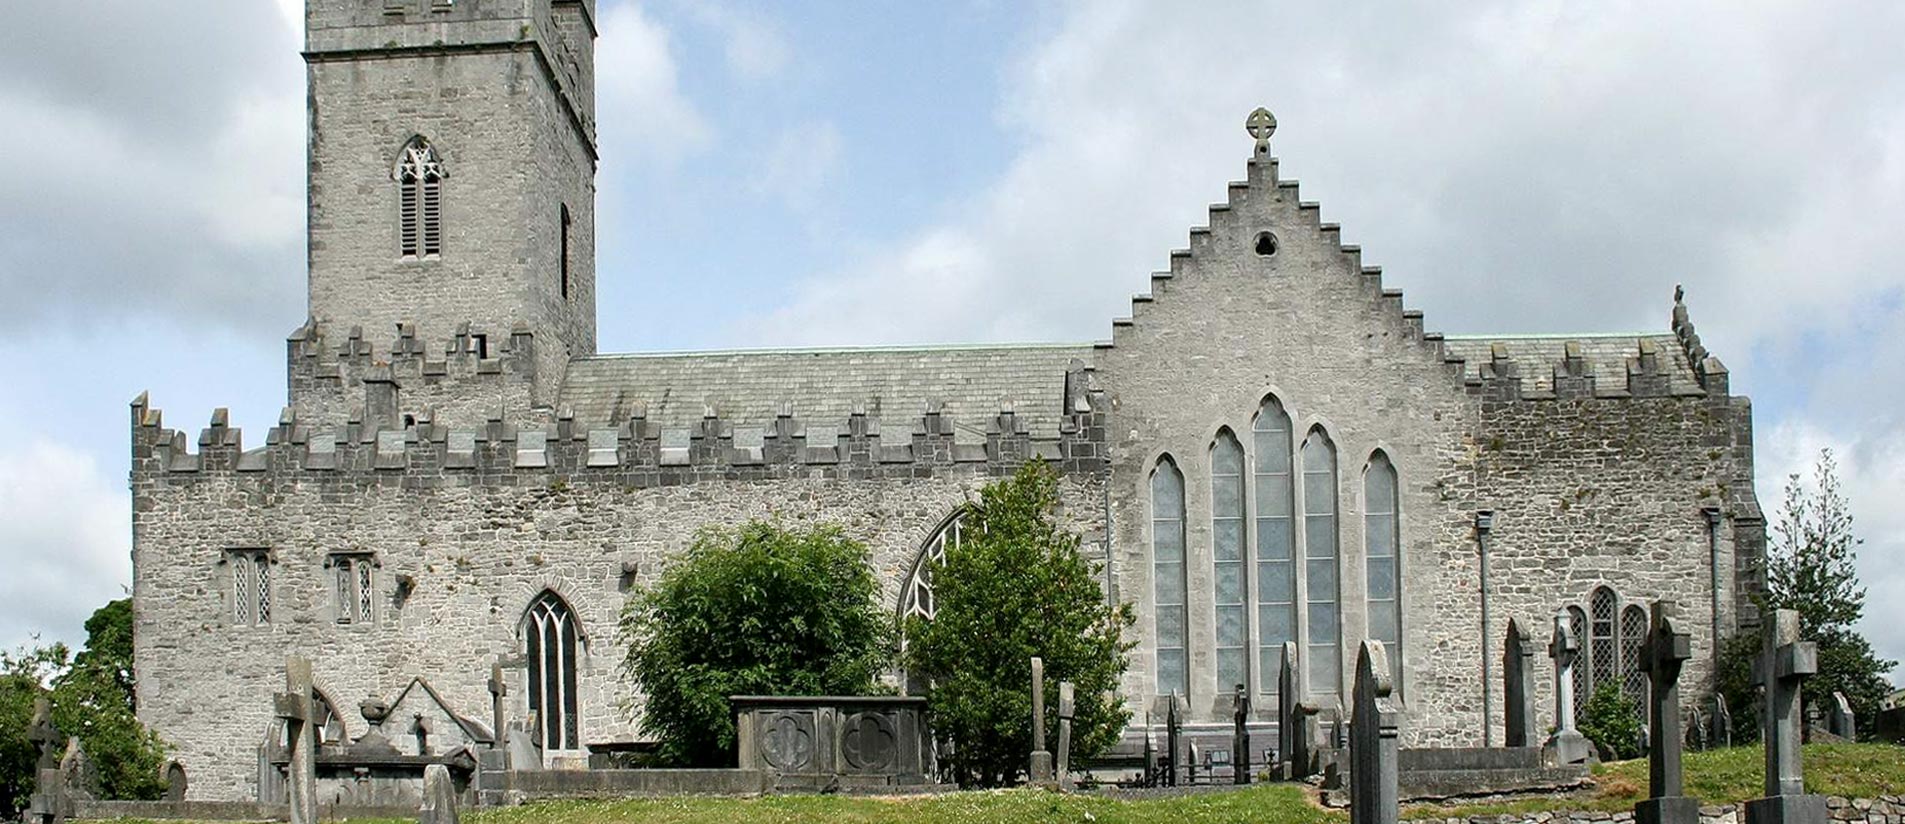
559, 343, 1094, 445
1103, 108, 1730, 403
1099, 107, 1468, 386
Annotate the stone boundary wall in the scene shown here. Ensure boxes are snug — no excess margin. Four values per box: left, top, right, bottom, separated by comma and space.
1415, 796, 1905, 824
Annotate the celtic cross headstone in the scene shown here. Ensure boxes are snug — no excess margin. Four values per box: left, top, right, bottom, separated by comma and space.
1545, 609, 1590, 764
1745, 609, 1825, 824
1635, 601, 1697, 824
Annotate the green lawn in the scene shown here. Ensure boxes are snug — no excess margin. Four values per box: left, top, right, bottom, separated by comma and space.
83, 744, 1905, 824
468, 784, 1332, 824
1406, 743, 1905, 819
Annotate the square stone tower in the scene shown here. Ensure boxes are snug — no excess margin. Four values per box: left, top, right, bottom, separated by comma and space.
300, 0, 597, 414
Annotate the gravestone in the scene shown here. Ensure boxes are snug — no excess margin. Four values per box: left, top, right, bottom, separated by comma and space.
58, 738, 95, 802
1745, 609, 1825, 824
1635, 601, 1697, 824
1056, 681, 1075, 791
275, 656, 319, 824
1503, 618, 1536, 747
26, 698, 67, 824
1545, 609, 1591, 765
486, 664, 508, 755
1188, 741, 1201, 784
418, 762, 459, 824
1141, 712, 1156, 788
1711, 694, 1732, 749
164, 762, 188, 802
1349, 640, 1399, 824
1029, 657, 1054, 785
1232, 682, 1252, 784
1277, 641, 1321, 780
1828, 692, 1855, 740
1165, 691, 1183, 787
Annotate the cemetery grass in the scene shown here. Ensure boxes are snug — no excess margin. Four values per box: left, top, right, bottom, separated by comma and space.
86, 784, 1334, 824
1403, 743, 1905, 819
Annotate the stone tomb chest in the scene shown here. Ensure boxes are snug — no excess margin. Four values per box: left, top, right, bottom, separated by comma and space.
732, 696, 933, 790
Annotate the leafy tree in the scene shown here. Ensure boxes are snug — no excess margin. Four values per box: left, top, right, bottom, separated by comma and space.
620, 520, 892, 766
1578, 681, 1644, 760
0, 599, 168, 817
1716, 449, 1895, 739
903, 461, 1135, 788
0, 644, 64, 819
49, 599, 168, 800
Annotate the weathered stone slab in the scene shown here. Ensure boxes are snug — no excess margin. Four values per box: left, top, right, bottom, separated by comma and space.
1350, 640, 1399, 824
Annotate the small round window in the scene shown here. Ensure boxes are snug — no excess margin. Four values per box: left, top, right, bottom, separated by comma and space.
1254, 231, 1278, 257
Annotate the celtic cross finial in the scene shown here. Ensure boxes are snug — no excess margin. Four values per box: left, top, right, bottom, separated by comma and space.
1246, 107, 1277, 155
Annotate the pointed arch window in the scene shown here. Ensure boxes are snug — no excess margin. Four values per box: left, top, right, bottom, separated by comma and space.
1589, 586, 1618, 689
1152, 457, 1188, 696
1363, 451, 1401, 687
1211, 431, 1248, 692
395, 138, 445, 258
1619, 603, 1649, 704
1252, 399, 1296, 695
524, 591, 581, 752
1300, 429, 1340, 696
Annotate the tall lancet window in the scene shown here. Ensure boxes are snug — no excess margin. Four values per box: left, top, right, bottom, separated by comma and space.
1363, 451, 1401, 687
1211, 430, 1248, 692
1301, 428, 1340, 696
1252, 398, 1295, 695
1151, 457, 1188, 696
395, 137, 445, 258
524, 591, 581, 753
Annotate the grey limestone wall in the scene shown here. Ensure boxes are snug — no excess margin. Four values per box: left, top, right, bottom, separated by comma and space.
130, 397, 1106, 801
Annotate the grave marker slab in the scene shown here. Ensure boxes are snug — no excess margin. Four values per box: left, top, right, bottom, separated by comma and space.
1232, 682, 1252, 784
1503, 618, 1536, 747
275, 657, 318, 824
1056, 681, 1075, 791
1029, 656, 1054, 785
1349, 641, 1399, 824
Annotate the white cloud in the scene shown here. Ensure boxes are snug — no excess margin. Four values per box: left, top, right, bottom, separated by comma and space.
671, 1, 791, 82
751, 121, 843, 212
0, 441, 131, 651
597, 2, 715, 165
0, 1, 305, 336
738, 0, 1905, 357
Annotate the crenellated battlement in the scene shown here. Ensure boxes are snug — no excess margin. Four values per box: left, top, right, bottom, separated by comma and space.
131, 388, 1109, 486
287, 319, 542, 430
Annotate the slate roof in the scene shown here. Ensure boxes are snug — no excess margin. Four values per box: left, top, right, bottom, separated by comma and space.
560, 343, 1095, 446
1442, 333, 1704, 395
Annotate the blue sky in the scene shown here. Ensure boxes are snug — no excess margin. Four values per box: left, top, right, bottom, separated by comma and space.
0, 1, 1901, 686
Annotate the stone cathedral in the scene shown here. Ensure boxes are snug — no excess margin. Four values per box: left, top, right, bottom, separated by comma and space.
129, 0, 1765, 800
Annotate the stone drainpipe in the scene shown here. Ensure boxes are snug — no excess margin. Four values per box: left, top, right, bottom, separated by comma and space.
1476, 510, 1496, 748
1704, 507, 1723, 678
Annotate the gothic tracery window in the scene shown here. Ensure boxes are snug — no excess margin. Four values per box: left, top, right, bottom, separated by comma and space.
1211, 430, 1248, 692
524, 591, 581, 752
395, 137, 444, 258
1252, 398, 1296, 695
329, 553, 376, 625
227, 549, 270, 626
1363, 451, 1401, 688
1565, 588, 1651, 719
1300, 429, 1341, 696
899, 510, 965, 623
1152, 456, 1188, 696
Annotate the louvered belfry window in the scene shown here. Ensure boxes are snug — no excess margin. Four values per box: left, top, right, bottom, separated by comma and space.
396, 138, 444, 258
